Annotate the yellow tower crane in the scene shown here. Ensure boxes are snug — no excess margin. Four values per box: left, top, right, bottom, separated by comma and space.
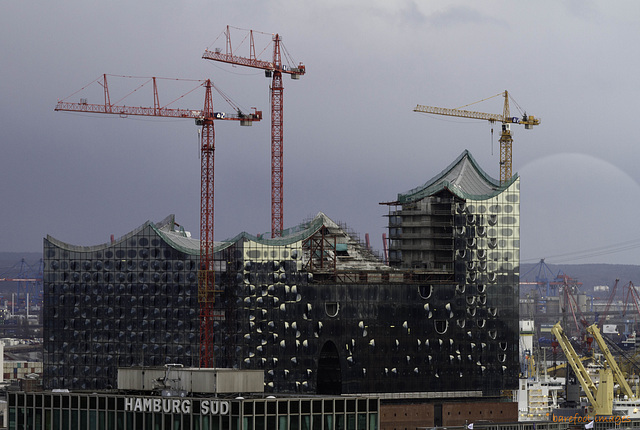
414, 91, 540, 184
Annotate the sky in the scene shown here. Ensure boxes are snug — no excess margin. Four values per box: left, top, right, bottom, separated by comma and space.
2, 1, 640, 266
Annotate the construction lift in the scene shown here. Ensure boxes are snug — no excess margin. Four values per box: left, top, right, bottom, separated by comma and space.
55, 74, 262, 368
414, 91, 540, 184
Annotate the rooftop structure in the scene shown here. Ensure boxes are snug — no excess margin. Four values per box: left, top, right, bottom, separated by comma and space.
117, 366, 264, 395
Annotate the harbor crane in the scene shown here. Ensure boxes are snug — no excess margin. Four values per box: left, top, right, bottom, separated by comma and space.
0, 258, 43, 303
552, 321, 638, 417
55, 74, 262, 368
551, 322, 614, 416
599, 278, 620, 329
414, 91, 540, 183
203, 26, 306, 237
586, 323, 636, 400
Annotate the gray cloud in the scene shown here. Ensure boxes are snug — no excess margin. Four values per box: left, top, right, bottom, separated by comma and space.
2, 1, 640, 265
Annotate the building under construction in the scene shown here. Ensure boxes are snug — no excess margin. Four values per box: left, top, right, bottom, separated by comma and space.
43, 150, 519, 413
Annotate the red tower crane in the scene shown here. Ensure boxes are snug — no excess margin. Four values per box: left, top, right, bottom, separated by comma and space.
600, 278, 620, 329
203, 26, 306, 237
622, 281, 640, 319
55, 74, 262, 368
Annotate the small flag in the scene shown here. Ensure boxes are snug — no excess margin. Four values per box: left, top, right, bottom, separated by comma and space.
585, 420, 594, 429
467, 424, 474, 430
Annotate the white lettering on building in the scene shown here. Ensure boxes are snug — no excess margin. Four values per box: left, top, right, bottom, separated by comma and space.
123, 397, 228, 415
200, 400, 230, 415
163, 399, 172, 413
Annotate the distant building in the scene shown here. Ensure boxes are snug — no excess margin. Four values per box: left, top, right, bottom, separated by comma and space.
43, 150, 519, 404
0, 338, 43, 384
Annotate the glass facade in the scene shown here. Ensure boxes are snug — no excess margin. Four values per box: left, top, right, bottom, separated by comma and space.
7, 392, 379, 430
43, 218, 201, 390
458, 180, 520, 392
383, 151, 520, 393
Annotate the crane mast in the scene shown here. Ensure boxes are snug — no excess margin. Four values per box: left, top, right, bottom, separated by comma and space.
271, 34, 285, 239
203, 26, 305, 237
600, 278, 620, 329
199, 81, 216, 369
55, 75, 262, 368
414, 91, 540, 184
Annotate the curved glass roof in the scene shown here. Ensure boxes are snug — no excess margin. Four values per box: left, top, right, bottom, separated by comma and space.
46, 213, 333, 255
397, 150, 518, 203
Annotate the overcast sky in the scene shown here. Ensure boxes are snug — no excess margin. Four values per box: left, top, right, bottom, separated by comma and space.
2, 1, 640, 266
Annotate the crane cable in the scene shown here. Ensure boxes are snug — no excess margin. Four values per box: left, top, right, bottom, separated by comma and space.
522, 237, 640, 264
454, 92, 503, 110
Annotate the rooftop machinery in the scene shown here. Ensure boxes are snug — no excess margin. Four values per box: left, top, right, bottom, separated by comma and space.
55, 75, 262, 368
203, 26, 306, 237
414, 91, 540, 184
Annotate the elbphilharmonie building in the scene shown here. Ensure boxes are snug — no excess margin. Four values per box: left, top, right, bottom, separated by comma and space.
43, 150, 519, 399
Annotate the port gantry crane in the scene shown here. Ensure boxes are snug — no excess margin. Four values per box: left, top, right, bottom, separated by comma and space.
203, 26, 306, 237
55, 74, 262, 368
414, 91, 540, 184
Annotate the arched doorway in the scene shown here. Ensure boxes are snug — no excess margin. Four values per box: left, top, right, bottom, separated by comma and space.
317, 341, 342, 395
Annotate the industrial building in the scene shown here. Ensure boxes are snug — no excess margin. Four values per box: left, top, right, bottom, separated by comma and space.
10, 367, 380, 430
42, 150, 519, 415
